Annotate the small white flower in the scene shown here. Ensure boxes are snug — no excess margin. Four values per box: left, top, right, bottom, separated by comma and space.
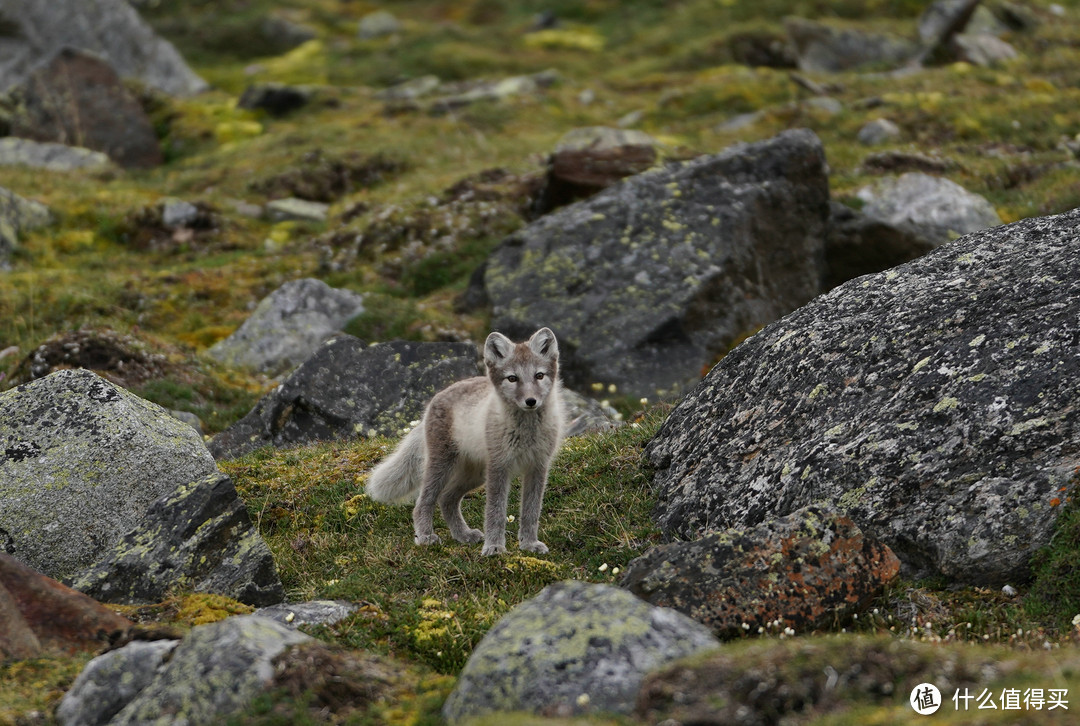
507, 514, 515, 523
576, 693, 591, 707
611, 567, 620, 576
1072, 613, 1080, 627
639, 397, 649, 406
598, 563, 608, 572
285, 611, 295, 623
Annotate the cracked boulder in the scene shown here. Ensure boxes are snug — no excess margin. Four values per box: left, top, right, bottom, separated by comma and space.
647, 207, 1080, 586
480, 128, 830, 399
208, 335, 479, 460
621, 505, 900, 638
0, 369, 218, 582
71, 473, 284, 607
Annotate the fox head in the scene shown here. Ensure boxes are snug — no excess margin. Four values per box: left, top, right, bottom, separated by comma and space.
484, 328, 559, 412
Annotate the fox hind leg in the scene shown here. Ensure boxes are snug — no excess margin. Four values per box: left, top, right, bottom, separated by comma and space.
413, 456, 452, 546
439, 460, 484, 544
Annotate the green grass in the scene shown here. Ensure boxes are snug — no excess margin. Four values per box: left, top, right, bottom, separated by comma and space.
220, 410, 664, 675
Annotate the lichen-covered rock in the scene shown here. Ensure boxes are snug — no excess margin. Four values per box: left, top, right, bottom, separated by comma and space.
0, 0, 208, 97
57, 639, 179, 726
621, 506, 900, 638
71, 473, 284, 607
0, 369, 218, 582
101, 616, 309, 726
482, 128, 830, 398
855, 172, 1002, 246
207, 278, 365, 375
442, 580, 718, 723
208, 335, 479, 460
8, 48, 164, 169
647, 207, 1080, 585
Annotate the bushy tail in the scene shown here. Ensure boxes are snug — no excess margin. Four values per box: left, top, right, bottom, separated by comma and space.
365, 425, 426, 504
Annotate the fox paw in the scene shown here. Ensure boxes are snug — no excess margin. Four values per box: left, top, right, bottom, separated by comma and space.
481, 543, 507, 556
455, 528, 484, 544
415, 533, 441, 546
520, 540, 549, 554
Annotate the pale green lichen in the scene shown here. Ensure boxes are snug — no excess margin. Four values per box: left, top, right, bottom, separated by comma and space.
933, 396, 959, 413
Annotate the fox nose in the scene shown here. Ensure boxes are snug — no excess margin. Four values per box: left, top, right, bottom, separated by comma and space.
525, 398, 537, 408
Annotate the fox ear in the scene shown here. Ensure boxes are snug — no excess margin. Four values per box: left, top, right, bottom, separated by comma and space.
528, 327, 558, 359
484, 332, 513, 364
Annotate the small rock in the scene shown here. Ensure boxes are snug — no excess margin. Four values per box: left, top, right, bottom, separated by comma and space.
784, 17, 917, 73
238, 83, 312, 117
855, 172, 1002, 245
255, 600, 359, 628
950, 33, 1019, 66
357, 10, 402, 40
375, 75, 441, 102
265, 197, 330, 223
857, 118, 902, 145
206, 278, 365, 375
161, 199, 201, 229
0, 138, 114, 172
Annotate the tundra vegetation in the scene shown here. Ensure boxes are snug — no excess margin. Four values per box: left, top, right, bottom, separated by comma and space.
2, 0, 1080, 723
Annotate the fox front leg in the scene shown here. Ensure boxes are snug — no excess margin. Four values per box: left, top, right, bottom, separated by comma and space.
518, 464, 549, 554
481, 465, 511, 556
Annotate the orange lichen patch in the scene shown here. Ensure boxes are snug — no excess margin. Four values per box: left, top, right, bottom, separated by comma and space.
621, 505, 900, 639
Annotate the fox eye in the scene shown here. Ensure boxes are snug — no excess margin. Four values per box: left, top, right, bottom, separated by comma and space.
535, 372, 545, 380
506, 375, 519, 383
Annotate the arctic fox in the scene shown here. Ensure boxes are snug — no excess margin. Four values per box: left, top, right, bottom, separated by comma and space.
365, 328, 564, 556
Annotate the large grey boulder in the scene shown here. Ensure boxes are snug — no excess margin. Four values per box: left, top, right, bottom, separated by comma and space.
8, 47, 164, 169
0, 369, 218, 582
208, 335, 479, 460
0, 186, 51, 269
207, 278, 365, 376
0, 0, 208, 96
855, 172, 1002, 246
443, 580, 718, 723
59, 616, 310, 726
70, 473, 284, 607
647, 207, 1080, 586
481, 128, 830, 398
